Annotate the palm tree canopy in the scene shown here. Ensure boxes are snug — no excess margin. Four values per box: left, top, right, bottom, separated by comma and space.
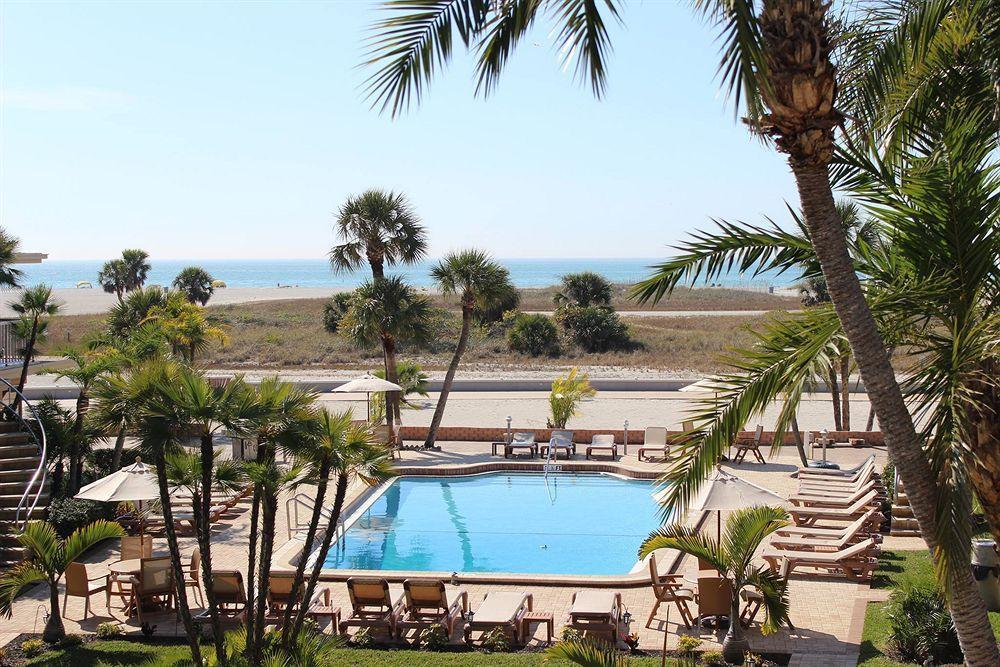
431, 249, 512, 310
340, 276, 433, 350
120, 249, 151, 291
172, 266, 216, 305
97, 259, 129, 297
330, 190, 427, 274
10, 284, 60, 319
0, 228, 23, 288
50, 348, 121, 392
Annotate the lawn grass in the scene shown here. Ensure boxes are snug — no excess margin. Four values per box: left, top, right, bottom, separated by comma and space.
858, 550, 1000, 667
25, 640, 681, 667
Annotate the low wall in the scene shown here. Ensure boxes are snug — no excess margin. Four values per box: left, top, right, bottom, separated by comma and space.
400, 425, 884, 446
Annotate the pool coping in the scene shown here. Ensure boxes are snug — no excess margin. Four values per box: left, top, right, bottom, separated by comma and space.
272, 463, 705, 587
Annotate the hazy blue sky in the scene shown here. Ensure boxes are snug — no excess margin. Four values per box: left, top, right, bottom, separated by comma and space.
2, 1, 798, 261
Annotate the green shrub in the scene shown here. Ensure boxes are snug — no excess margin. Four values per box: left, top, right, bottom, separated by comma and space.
59, 634, 84, 648
554, 272, 613, 307
481, 627, 510, 653
418, 623, 449, 650
95, 622, 124, 639
507, 313, 559, 356
48, 497, 114, 537
885, 587, 962, 664
699, 650, 729, 666
323, 292, 353, 333
560, 626, 583, 642
556, 305, 632, 352
473, 282, 520, 325
21, 639, 45, 657
351, 627, 375, 648
677, 635, 702, 655
89, 447, 140, 478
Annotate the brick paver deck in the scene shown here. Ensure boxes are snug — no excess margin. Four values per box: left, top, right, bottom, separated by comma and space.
1, 441, 894, 665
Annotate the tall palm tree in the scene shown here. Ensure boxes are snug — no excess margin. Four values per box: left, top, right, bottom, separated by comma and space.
0, 520, 125, 642
425, 250, 512, 447
97, 259, 129, 301
105, 286, 169, 339
121, 249, 151, 292
173, 266, 216, 305
640, 506, 790, 662
359, 2, 1000, 661
144, 292, 228, 363
340, 277, 432, 439
285, 425, 393, 645
10, 285, 60, 406
0, 228, 23, 288
330, 189, 427, 280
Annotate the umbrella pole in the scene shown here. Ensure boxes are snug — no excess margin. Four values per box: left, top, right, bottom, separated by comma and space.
717, 510, 721, 544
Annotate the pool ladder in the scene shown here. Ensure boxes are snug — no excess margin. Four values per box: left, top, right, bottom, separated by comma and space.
285, 492, 347, 552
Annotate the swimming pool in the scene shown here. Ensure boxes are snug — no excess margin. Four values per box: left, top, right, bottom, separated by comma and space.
323, 473, 664, 576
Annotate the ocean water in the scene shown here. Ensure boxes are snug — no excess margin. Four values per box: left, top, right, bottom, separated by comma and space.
323, 473, 662, 575
18, 258, 798, 290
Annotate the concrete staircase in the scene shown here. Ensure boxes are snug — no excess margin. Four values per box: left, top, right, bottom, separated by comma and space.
0, 420, 49, 567
890, 489, 921, 537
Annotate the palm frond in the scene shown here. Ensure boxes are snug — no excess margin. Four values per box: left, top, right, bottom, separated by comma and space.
61, 520, 126, 567
0, 563, 47, 618
543, 638, 629, 666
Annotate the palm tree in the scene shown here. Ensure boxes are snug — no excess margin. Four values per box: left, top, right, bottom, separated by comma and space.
285, 425, 393, 645
330, 189, 427, 280
121, 249, 151, 291
640, 506, 790, 662
49, 349, 120, 492
359, 2, 1000, 661
173, 266, 216, 305
425, 250, 512, 447
10, 285, 60, 405
105, 286, 169, 339
544, 640, 630, 666
97, 259, 129, 301
0, 228, 23, 288
0, 520, 125, 642
144, 292, 228, 363
340, 277, 431, 439
553, 272, 613, 308
372, 360, 429, 430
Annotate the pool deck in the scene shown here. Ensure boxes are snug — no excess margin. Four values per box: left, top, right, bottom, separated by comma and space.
1, 440, 917, 666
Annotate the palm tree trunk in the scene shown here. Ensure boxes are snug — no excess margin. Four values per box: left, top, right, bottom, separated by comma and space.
197, 431, 226, 664
252, 491, 277, 664
12, 317, 38, 412
791, 163, 999, 665
243, 482, 262, 659
289, 472, 348, 644
721, 595, 749, 663
153, 446, 202, 666
866, 405, 876, 431
111, 426, 127, 470
840, 353, 851, 431
964, 362, 1000, 544
827, 364, 842, 431
68, 394, 87, 493
384, 339, 399, 446
42, 579, 65, 643
789, 414, 809, 467
424, 307, 471, 448
280, 456, 331, 645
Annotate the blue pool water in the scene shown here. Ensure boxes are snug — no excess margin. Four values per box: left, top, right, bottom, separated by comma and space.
323, 473, 663, 575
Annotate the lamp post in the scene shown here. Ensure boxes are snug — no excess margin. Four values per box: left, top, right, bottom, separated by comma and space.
623, 419, 629, 456
506, 415, 512, 445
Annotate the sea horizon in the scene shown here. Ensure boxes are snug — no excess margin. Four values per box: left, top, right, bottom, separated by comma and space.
16, 258, 800, 290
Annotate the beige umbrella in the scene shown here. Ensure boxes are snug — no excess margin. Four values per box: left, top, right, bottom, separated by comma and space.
332, 374, 403, 421
76, 457, 160, 533
695, 469, 786, 542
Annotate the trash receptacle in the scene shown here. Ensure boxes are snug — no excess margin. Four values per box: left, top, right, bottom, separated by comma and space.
971, 539, 1000, 612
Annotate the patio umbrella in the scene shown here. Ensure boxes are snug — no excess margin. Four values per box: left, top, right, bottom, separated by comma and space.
332, 373, 403, 421
76, 457, 160, 532
695, 469, 786, 542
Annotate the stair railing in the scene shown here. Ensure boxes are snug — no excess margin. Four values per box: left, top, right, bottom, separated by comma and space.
0, 376, 47, 531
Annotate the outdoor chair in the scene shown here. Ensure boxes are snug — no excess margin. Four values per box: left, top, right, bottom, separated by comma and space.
339, 577, 404, 639
464, 591, 533, 647
395, 579, 468, 644
210, 570, 248, 618
788, 482, 884, 508
695, 577, 733, 631
540, 430, 575, 459
775, 507, 884, 544
796, 454, 875, 479
184, 549, 204, 606
567, 590, 623, 644
762, 537, 880, 581
645, 556, 694, 630
127, 557, 173, 623
63, 562, 109, 620
505, 432, 538, 459
638, 427, 670, 461
586, 434, 617, 460
732, 425, 765, 464
789, 489, 881, 525
109, 535, 154, 609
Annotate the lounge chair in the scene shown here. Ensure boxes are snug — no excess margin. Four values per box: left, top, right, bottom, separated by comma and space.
568, 590, 622, 643
775, 507, 884, 543
395, 579, 468, 644
127, 557, 173, 623
645, 556, 694, 629
63, 562, 109, 619
797, 458, 878, 488
109, 535, 153, 607
638, 427, 669, 461
540, 430, 575, 459
464, 591, 532, 647
762, 537, 880, 580
788, 482, 884, 508
211, 570, 248, 618
339, 577, 404, 638
789, 489, 881, 525
263, 573, 333, 628
732, 425, 765, 464
797, 470, 881, 494
586, 434, 617, 460
505, 432, 538, 459
796, 454, 875, 479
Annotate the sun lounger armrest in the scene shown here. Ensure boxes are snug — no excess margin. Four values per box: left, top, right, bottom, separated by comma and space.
449, 590, 469, 616
525, 593, 533, 612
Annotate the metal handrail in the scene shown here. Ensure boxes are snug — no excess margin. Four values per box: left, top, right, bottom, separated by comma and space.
0, 376, 47, 530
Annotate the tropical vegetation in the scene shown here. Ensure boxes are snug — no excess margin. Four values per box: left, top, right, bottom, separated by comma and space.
173, 266, 216, 305
10, 284, 61, 404
547, 368, 596, 430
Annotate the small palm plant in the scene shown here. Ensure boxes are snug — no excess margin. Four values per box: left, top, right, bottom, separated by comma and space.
0, 520, 125, 642
639, 506, 791, 663
548, 368, 596, 429
10, 284, 61, 401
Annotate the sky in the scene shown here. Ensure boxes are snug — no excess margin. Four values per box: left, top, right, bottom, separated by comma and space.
0, 1, 799, 261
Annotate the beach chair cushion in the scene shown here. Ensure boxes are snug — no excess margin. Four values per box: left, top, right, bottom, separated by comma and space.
570, 590, 618, 619
474, 591, 528, 623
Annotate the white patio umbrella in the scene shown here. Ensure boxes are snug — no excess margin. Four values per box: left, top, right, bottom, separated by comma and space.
656, 468, 786, 542
76, 457, 160, 533
332, 373, 403, 421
